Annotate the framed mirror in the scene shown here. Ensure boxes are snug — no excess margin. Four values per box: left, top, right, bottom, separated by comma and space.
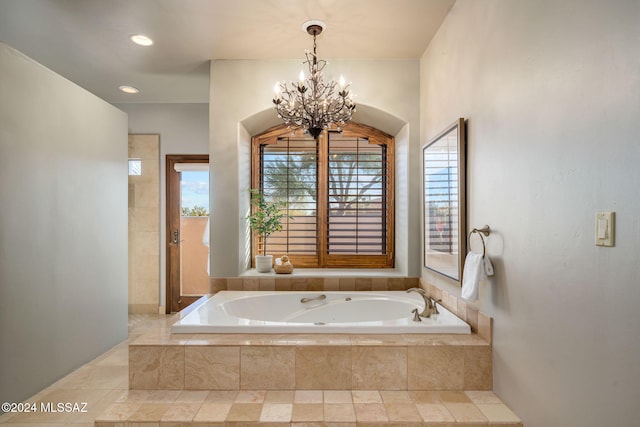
423, 118, 466, 283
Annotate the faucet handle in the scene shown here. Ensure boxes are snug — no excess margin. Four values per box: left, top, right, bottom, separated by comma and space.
431, 298, 442, 314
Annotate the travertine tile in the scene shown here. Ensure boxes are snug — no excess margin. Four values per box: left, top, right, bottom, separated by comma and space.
174, 390, 209, 403
439, 391, 472, 403
264, 390, 295, 403
226, 278, 243, 290
205, 390, 239, 403
129, 346, 184, 390
324, 390, 352, 403
465, 390, 503, 404
441, 291, 457, 312
323, 404, 356, 422
388, 278, 406, 290
477, 403, 521, 422
193, 403, 232, 422
226, 403, 263, 421
478, 312, 493, 343
415, 403, 455, 422
291, 278, 309, 290
259, 277, 275, 291
144, 390, 182, 402
444, 403, 488, 422
234, 390, 267, 403
354, 403, 388, 422
408, 346, 464, 390
456, 299, 468, 321
350, 334, 407, 346
211, 277, 227, 292
241, 347, 295, 389
351, 390, 382, 403
242, 278, 259, 290
259, 403, 293, 422
371, 278, 388, 290
294, 390, 323, 403
355, 278, 373, 291
185, 346, 240, 390
407, 390, 442, 404
466, 305, 479, 333
463, 346, 493, 390
323, 278, 340, 291
303, 278, 324, 291
291, 403, 324, 422
380, 390, 412, 403
129, 403, 169, 422
160, 403, 201, 422
352, 346, 407, 389
274, 277, 292, 291
296, 347, 351, 389
338, 278, 355, 291
95, 403, 142, 421
385, 403, 422, 422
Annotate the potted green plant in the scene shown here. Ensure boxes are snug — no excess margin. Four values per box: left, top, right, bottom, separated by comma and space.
247, 189, 290, 272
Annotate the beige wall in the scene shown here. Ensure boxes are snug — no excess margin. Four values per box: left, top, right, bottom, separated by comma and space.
421, 1, 640, 426
128, 134, 160, 313
0, 43, 128, 403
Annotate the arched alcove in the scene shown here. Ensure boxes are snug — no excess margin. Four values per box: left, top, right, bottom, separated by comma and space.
238, 104, 411, 274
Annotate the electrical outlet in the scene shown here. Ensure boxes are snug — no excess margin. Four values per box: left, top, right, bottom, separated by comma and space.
595, 212, 615, 247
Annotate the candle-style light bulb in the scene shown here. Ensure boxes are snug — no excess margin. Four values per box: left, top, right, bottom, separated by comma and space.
299, 70, 305, 82
339, 75, 346, 89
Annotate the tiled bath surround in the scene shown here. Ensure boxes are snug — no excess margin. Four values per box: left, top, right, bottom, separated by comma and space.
129, 277, 494, 392
129, 333, 492, 391
89, 280, 521, 426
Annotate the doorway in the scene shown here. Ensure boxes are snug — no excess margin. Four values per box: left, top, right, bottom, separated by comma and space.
166, 154, 210, 313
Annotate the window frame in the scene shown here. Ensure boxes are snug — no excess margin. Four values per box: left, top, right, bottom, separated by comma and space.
251, 122, 394, 269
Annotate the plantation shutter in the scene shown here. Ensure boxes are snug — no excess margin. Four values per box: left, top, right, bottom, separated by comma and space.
260, 137, 318, 256
327, 133, 387, 255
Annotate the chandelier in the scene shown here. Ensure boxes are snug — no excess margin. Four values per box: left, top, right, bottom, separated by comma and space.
273, 21, 356, 139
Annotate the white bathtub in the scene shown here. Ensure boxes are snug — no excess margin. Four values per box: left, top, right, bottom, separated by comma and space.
171, 291, 470, 334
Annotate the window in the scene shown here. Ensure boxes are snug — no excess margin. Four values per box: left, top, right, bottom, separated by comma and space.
128, 158, 142, 176
252, 123, 394, 268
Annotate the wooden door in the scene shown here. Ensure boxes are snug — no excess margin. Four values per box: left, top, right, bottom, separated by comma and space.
166, 154, 209, 313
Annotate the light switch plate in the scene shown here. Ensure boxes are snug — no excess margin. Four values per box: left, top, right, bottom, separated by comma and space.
595, 212, 615, 247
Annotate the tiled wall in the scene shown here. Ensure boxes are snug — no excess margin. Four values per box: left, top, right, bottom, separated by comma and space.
211, 277, 419, 293
128, 134, 160, 314
420, 278, 492, 342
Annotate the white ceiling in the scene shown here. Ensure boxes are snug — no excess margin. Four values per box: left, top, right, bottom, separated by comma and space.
0, 0, 455, 103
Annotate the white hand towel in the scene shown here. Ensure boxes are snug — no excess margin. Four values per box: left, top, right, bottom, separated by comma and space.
484, 253, 494, 277
461, 251, 484, 302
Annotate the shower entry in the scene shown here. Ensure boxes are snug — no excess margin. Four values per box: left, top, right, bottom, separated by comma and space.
166, 154, 210, 313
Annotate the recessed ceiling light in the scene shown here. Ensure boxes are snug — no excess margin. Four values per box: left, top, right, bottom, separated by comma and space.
129, 34, 154, 46
119, 85, 139, 94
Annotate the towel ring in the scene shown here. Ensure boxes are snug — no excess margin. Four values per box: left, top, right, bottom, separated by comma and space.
468, 225, 491, 256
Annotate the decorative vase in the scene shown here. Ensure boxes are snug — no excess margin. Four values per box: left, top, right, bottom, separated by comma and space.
255, 255, 273, 273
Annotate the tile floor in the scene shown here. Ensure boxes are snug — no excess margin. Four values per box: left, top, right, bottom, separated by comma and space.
0, 314, 522, 427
